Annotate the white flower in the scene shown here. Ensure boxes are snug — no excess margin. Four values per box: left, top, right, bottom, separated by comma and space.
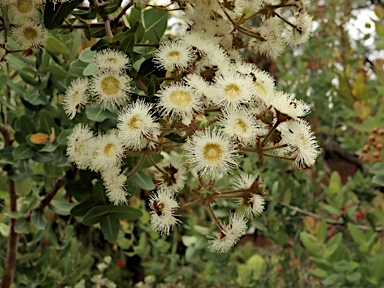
247, 194, 265, 216
156, 83, 203, 123
94, 49, 131, 72
63, 78, 89, 119
279, 120, 321, 169
236, 63, 276, 103
90, 130, 125, 172
249, 17, 286, 59
184, 128, 239, 179
232, 173, 266, 216
101, 167, 128, 205
10, 0, 38, 19
153, 158, 187, 194
219, 108, 265, 145
211, 72, 254, 108
12, 22, 45, 49
91, 70, 132, 108
270, 91, 310, 121
184, 73, 214, 104
66, 124, 94, 170
149, 189, 180, 236
284, 12, 313, 46
154, 41, 194, 71
117, 100, 161, 151
208, 213, 248, 253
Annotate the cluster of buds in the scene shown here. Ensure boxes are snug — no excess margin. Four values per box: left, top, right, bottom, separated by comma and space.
360, 127, 384, 163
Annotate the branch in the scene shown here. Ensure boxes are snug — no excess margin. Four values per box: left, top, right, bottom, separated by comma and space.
277, 200, 383, 232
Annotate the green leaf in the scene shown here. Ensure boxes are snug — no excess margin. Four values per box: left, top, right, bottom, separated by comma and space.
329, 171, 341, 194
71, 197, 95, 217
93, 180, 109, 205
45, 36, 69, 54
121, 33, 136, 54
372, 174, 384, 186
100, 214, 120, 243
90, 37, 114, 51
131, 170, 155, 190
18, 160, 33, 178
300, 232, 324, 258
70, 59, 88, 75
44, 0, 84, 30
14, 115, 36, 138
82, 206, 108, 225
14, 218, 31, 234
79, 47, 96, 63
370, 163, 384, 174
334, 260, 359, 273
49, 200, 75, 216
57, 129, 72, 145
323, 274, 344, 286
141, 8, 168, 43
323, 204, 342, 216
346, 272, 361, 283
83, 63, 99, 76
311, 268, 328, 278
12, 144, 36, 160
71, 10, 96, 20
100, 0, 123, 14
38, 110, 59, 135
48, 65, 69, 78
85, 105, 116, 122
106, 206, 143, 220
31, 210, 47, 230
325, 233, 342, 258
347, 223, 365, 246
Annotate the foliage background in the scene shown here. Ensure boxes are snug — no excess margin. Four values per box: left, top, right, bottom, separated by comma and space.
1, 0, 384, 287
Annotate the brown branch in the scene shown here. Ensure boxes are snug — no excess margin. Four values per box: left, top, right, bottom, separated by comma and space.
38, 176, 66, 211
277, 200, 383, 232
24, 176, 66, 221
115, 2, 133, 25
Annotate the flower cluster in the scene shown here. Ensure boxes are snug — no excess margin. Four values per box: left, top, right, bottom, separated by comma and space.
63, 0, 320, 253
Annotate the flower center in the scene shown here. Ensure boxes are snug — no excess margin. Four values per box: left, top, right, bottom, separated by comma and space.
224, 84, 241, 99
101, 76, 120, 95
103, 143, 115, 157
203, 143, 223, 164
168, 50, 180, 59
235, 118, 248, 133
106, 57, 117, 64
298, 134, 309, 147
169, 90, 192, 107
129, 115, 144, 130
16, 0, 33, 13
23, 27, 38, 40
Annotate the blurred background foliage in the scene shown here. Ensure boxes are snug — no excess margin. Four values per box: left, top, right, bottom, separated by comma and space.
0, 0, 384, 287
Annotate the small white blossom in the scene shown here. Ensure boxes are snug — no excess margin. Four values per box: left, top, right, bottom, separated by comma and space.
156, 83, 203, 123
66, 124, 94, 170
117, 100, 161, 151
90, 130, 125, 172
91, 70, 132, 108
153, 158, 187, 194
279, 120, 321, 169
63, 78, 89, 119
184, 128, 239, 180
208, 213, 248, 253
12, 22, 45, 49
149, 189, 180, 236
94, 49, 131, 72
270, 91, 310, 121
101, 167, 128, 205
154, 41, 194, 71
